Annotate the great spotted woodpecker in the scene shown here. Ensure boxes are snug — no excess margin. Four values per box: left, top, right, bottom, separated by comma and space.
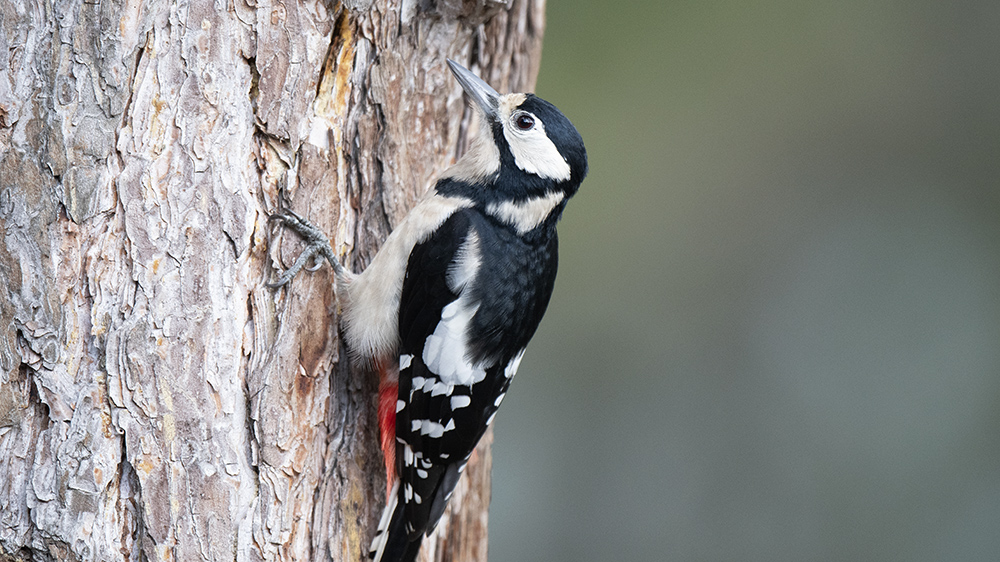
269, 59, 587, 562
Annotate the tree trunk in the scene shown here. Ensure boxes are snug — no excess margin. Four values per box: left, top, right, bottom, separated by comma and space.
0, 1, 544, 560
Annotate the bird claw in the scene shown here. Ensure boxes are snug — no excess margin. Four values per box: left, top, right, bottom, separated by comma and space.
267, 210, 346, 287
306, 256, 325, 272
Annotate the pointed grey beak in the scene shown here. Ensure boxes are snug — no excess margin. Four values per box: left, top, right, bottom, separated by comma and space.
447, 59, 500, 121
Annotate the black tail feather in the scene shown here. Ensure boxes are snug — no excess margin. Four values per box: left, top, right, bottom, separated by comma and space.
370, 482, 424, 562
378, 503, 423, 562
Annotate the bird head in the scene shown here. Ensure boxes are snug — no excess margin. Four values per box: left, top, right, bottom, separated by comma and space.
444, 59, 587, 200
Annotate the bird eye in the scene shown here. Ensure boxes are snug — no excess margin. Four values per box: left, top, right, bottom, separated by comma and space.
515, 113, 535, 130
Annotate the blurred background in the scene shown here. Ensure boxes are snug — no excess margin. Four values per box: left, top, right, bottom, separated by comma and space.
489, 1, 1000, 561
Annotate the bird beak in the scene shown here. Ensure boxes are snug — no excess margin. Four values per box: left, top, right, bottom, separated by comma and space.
447, 59, 500, 121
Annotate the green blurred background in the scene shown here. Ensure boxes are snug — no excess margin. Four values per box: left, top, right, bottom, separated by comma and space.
489, 1, 1000, 561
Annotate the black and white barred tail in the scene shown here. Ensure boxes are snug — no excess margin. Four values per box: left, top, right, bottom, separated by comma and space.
369, 481, 422, 562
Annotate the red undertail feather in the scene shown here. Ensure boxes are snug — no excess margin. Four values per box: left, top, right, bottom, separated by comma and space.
376, 360, 398, 500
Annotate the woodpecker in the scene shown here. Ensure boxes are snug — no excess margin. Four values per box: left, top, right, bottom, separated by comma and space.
269, 59, 587, 562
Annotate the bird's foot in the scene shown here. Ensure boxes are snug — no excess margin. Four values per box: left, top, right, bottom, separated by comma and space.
267, 210, 346, 288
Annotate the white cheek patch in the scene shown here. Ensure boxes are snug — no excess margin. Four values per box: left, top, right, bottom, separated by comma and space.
502, 116, 571, 182
486, 192, 565, 234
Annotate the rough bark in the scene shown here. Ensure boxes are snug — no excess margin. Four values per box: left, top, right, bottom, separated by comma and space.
0, 1, 544, 560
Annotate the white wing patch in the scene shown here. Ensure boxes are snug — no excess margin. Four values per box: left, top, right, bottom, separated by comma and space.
447, 231, 480, 292
430, 381, 452, 396
411, 418, 456, 438
410, 377, 426, 396
422, 231, 487, 386
486, 192, 565, 235
505, 349, 526, 378
422, 299, 486, 386
419, 378, 436, 393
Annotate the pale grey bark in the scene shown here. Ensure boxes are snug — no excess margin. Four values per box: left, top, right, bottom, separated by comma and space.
0, 1, 544, 560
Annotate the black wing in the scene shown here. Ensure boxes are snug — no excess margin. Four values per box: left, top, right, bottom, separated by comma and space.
394, 210, 513, 537
394, 208, 559, 543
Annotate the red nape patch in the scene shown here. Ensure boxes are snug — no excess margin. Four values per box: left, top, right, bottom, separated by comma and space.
377, 365, 398, 500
